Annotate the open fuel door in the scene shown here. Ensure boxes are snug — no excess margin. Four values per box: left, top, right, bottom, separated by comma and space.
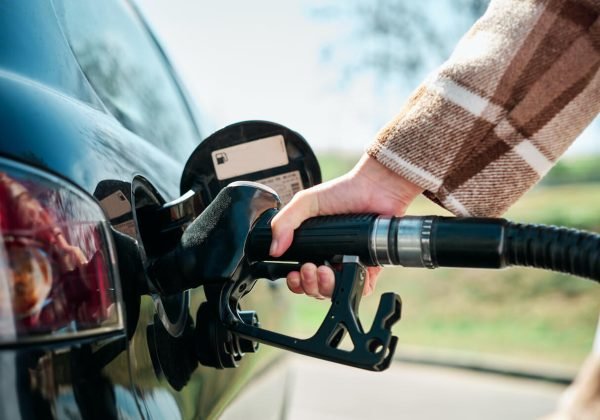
180, 120, 321, 205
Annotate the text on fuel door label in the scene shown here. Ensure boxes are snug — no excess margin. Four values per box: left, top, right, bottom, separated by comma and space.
256, 171, 303, 205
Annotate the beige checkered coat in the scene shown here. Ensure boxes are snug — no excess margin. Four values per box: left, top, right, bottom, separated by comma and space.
367, 0, 600, 216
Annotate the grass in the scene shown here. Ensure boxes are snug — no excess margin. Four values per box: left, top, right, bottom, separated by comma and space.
292, 153, 600, 367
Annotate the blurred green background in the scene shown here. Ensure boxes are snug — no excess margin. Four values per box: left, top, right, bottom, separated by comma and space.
290, 153, 600, 368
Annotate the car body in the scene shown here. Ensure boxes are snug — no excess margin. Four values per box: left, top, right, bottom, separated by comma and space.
0, 1, 291, 418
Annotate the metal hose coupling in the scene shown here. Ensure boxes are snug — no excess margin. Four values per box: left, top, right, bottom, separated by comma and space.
370, 216, 436, 268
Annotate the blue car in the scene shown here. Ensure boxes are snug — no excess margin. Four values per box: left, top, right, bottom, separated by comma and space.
0, 1, 295, 418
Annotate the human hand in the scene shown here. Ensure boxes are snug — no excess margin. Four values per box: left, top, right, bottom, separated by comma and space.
269, 154, 423, 299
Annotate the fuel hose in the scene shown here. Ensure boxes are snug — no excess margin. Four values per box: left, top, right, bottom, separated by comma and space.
246, 210, 600, 282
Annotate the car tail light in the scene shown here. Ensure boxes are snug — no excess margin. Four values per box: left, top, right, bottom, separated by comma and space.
0, 158, 123, 345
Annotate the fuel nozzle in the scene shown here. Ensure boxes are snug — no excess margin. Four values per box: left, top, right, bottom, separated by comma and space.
144, 182, 402, 371
146, 181, 281, 295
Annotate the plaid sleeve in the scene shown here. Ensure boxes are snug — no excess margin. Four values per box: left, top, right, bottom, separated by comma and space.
367, 0, 600, 216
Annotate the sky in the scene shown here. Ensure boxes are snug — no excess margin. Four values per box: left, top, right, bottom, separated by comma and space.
135, 0, 598, 156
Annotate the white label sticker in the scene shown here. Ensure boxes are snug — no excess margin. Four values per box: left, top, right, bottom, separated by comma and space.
211, 135, 289, 180
257, 171, 303, 205
99, 190, 131, 219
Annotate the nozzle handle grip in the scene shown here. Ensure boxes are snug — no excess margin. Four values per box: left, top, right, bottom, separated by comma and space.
246, 210, 379, 265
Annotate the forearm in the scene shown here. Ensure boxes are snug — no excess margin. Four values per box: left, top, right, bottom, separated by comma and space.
368, 0, 600, 216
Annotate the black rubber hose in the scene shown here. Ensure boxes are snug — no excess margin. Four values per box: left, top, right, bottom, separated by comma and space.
504, 222, 600, 282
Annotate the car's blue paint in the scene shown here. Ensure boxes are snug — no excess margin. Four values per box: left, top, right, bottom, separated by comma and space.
0, 1, 289, 419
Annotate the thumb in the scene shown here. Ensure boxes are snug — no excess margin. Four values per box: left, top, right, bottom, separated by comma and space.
269, 188, 320, 257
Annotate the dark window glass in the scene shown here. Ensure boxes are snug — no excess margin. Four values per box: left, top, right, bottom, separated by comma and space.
53, 0, 200, 161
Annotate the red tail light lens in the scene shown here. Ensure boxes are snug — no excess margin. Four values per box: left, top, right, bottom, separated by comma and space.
0, 158, 123, 345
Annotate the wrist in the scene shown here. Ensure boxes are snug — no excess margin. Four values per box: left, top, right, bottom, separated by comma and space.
352, 154, 424, 212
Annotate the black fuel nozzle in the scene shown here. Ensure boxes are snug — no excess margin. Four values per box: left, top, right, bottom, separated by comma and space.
146, 182, 402, 371
146, 181, 281, 295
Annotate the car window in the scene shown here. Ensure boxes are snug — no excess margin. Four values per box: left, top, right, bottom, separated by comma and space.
53, 0, 200, 161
